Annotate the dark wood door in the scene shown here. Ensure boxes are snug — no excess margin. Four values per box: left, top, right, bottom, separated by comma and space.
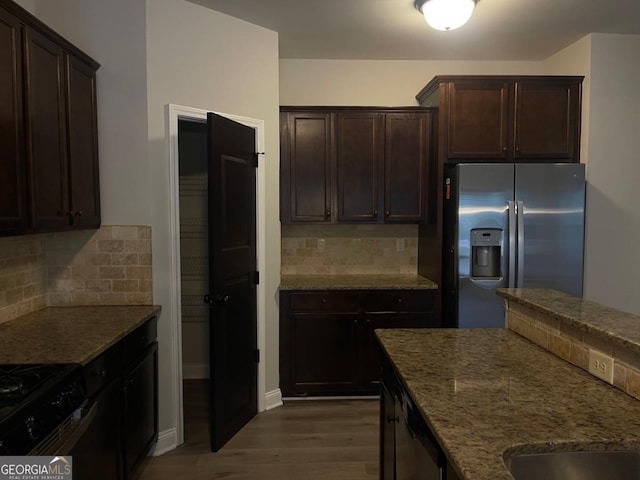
0, 7, 27, 234
66, 54, 100, 227
287, 313, 360, 395
384, 113, 430, 222
281, 112, 332, 222
335, 112, 383, 222
24, 26, 69, 230
207, 112, 258, 451
447, 81, 509, 160
123, 343, 158, 480
513, 80, 580, 160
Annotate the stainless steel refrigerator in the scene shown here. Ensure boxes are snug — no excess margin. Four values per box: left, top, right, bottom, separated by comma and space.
442, 163, 585, 328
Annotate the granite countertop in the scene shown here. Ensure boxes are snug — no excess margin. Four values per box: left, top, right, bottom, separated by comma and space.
376, 328, 640, 480
279, 274, 438, 290
0, 305, 161, 365
497, 288, 640, 356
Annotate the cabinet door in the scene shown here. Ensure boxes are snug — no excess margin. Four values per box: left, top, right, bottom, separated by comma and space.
24, 26, 69, 230
0, 7, 27, 234
384, 113, 429, 222
123, 342, 158, 480
281, 112, 332, 223
286, 313, 359, 395
336, 112, 383, 222
447, 81, 509, 160
513, 80, 580, 161
66, 54, 100, 227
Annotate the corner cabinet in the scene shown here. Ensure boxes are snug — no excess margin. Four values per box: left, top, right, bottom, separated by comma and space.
0, 0, 100, 236
279, 289, 438, 396
416, 75, 583, 163
280, 107, 433, 224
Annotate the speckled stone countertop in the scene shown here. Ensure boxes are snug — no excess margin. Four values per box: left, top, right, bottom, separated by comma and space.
0, 305, 161, 365
279, 274, 438, 290
376, 328, 640, 480
497, 288, 640, 355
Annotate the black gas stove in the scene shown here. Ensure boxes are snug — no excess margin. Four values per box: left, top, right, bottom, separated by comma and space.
0, 364, 86, 455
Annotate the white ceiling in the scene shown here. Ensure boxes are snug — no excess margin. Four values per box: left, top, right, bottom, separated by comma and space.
187, 0, 640, 61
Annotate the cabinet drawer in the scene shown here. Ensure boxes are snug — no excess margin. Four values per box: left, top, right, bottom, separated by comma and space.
124, 317, 158, 364
362, 291, 434, 313
83, 342, 122, 398
289, 292, 359, 313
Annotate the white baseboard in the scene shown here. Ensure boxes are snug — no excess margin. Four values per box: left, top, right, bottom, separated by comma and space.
150, 428, 178, 456
183, 363, 209, 379
265, 388, 283, 411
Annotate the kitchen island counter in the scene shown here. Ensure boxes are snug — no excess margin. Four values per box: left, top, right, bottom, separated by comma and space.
0, 305, 161, 365
377, 328, 640, 480
280, 273, 438, 290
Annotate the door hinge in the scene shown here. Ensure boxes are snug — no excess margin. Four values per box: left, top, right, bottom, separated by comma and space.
252, 151, 265, 169
254, 349, 260, 363
253, 271, 260, 285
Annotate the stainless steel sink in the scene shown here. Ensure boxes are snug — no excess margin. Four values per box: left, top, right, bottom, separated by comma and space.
505, 450, 640, 480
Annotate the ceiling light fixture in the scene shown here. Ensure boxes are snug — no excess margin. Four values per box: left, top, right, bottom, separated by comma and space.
414, 0, 477, 31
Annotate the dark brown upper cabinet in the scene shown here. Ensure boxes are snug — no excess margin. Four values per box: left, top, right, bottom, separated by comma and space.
0, 0, 100, 236
416, 75, 583, 163
280, 110, 332, 223
0, 6, 27, 234
280, 107, 433, 224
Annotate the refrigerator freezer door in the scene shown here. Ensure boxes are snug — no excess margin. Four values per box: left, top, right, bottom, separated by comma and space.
515, 164, 585, 296
457, 164, 514, 328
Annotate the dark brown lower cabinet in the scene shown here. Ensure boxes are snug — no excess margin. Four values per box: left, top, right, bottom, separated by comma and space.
71, 317, 158, 480
123, 342, 158, 480
280, 290, 438, 396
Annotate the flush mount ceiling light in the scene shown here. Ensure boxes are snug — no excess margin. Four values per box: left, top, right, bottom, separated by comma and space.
414, 0, 478, 31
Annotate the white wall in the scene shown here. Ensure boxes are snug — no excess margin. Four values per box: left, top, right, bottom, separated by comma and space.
145, 0, 281, 435
25, 0, 151, 225
580, 34, 640, 315
280, 59, 542, 105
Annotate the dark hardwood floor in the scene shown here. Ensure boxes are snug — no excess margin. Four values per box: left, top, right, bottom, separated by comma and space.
138, 380, 379, 479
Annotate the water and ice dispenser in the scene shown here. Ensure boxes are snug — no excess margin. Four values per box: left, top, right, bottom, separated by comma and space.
470, 228, 502, 279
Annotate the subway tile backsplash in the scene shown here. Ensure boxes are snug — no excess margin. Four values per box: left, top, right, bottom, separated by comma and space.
281, 224, 418, 275
0, 226, 153, 324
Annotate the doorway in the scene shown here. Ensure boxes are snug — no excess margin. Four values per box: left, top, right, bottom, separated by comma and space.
167, 104, 267, 450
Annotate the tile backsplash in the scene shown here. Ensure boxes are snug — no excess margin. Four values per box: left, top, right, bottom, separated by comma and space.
281, 224, 418, 275
0, 226, 152, 324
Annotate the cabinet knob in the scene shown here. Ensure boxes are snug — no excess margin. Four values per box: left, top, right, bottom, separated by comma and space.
515, 147, 520, 152
374, 209, 378, 216
354, 319, 359, 325
502, 147, 507, 152
76, 211, 83, 217
321, 298, 327, 304
385, 210, 390, 216
325, 209, 331, 218
68, 210, 75, 216
397, 298, 403, 303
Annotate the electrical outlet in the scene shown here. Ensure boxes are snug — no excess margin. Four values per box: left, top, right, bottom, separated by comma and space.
396, 238, 405, 252
317, 238, 326, 252
588, 349, 614, 384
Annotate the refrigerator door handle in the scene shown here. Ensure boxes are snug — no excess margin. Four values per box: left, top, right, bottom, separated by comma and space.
517, 200, 525, 287
508, 200, 516, 288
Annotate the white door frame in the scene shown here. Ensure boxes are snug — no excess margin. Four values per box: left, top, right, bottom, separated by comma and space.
166, 103, 267, 447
